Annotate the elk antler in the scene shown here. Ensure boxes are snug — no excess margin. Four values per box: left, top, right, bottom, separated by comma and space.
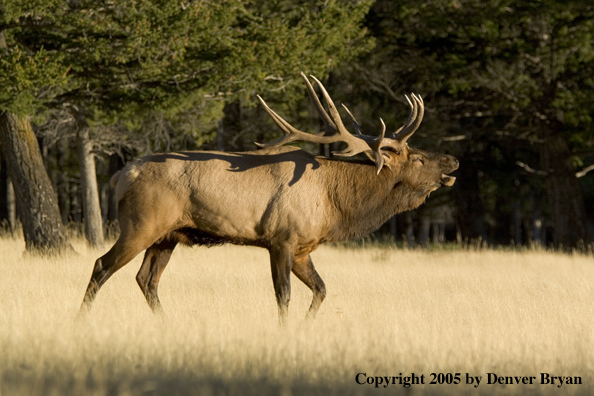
341, 104, 363, 135
257, 72, 388, 174
392, 93, 424, 142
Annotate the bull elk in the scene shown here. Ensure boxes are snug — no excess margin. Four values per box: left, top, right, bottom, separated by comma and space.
80, 73, 458, 323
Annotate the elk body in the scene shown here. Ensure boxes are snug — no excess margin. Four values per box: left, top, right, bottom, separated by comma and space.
80, 73, 458, 323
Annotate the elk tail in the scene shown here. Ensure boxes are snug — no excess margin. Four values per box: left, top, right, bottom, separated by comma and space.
110, 171, 122, 188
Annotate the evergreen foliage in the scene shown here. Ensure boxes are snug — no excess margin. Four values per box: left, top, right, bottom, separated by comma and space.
1, 0, 373, 125
0, 0, 592, 248
337, 0, 594, 246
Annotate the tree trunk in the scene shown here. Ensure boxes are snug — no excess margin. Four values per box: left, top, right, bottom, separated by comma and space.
513, 201, 522, 245
218, 101, 243, 151
217, 118, 225, 151
6, 178, 16, 234
108, 153, 124, 221
418, 214, 431, 247
56, 138, 70, 225
77, 128, 104, 248
432, 221, 445, 244
0, 112, 71, 253
453, 153, 487, 241
539, 132, 590, 247
404, 212, 415, 247
0, 155, 18, 234
531, 203, 544, 247
0, 156, 8, 220
389, 216, 397, 240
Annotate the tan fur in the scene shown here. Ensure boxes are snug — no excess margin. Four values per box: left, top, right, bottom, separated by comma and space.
80, 76, 458, 323
109, 171, 121, 188
81, 144, 457, 322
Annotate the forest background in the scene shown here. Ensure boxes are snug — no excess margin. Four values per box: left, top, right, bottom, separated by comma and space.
1, 0, 593, 254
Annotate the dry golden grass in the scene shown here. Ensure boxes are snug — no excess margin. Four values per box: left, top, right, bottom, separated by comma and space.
0, 237, 592, 395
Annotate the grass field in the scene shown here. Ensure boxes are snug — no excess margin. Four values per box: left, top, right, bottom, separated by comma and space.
0, 237, 592, 395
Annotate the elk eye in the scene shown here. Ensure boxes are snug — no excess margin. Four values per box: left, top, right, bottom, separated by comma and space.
412, 156, 424, 164
381, 147, 401, 155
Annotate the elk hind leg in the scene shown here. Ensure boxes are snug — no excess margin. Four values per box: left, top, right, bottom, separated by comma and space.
292, 254, 326, 320
136, 239, 177, 314
80, 236, 148, 314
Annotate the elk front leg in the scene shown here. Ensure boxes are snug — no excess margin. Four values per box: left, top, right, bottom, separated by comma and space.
136, 239, 177, 314
292, 254, 326, 320
269, 246, 293, 325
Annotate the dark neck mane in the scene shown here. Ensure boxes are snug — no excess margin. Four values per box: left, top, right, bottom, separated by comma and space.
319, 158, 429, 242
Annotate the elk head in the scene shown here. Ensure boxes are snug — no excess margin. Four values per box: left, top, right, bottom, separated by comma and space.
257, 72, 458, 192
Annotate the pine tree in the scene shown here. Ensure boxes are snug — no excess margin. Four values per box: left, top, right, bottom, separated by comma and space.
341, 0, 594, 247
0, 0, 373, 250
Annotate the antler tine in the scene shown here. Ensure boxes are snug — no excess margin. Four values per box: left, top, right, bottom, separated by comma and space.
341, 104, 363, 135
255, 95, 330, 148
309, 76, 351, 137
256, 73, 390, 173
393, 93, 424, 142
308, 75, 375, 157
300, 72, 336, 135
392, 94, 416, 137
257, 92, 367, 149
369, 118, 387, 174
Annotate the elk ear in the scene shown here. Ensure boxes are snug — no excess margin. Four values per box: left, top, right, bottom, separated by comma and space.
379, 149, 399, 172
384, 161, 397, 171
363, 150, 394, 173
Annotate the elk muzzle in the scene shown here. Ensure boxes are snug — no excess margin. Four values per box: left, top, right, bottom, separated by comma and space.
440, 155, 459, 187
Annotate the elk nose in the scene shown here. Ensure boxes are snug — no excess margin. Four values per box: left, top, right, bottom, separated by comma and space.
443, 155, 459, 170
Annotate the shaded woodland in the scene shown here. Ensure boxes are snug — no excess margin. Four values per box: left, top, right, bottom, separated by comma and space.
1, 0, 593, 253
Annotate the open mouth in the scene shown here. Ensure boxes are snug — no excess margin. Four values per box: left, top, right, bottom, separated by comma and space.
440, 174, 456, 187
